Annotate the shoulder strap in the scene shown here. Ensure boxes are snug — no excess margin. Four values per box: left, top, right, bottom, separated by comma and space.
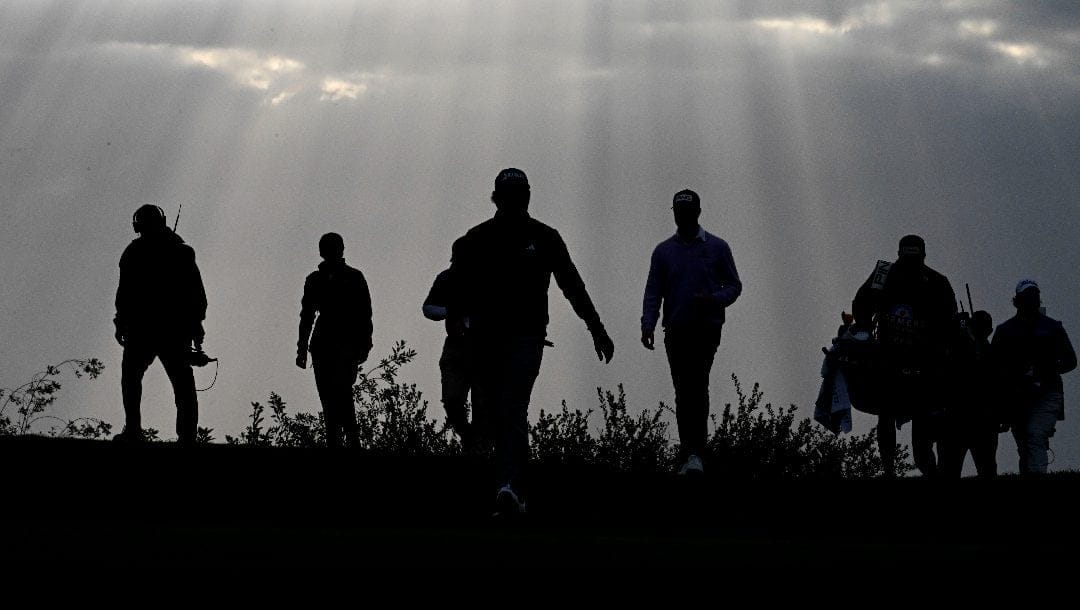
870, 260, 892, 291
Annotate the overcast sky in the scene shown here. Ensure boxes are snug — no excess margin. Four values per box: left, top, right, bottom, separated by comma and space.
2, 1, 1079, 473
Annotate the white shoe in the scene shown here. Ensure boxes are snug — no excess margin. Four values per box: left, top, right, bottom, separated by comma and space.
678, 454, 704, 476
494, 484, 526, 516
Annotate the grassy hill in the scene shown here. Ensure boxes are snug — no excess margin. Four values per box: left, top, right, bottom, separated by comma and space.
3, 435, 1079, 573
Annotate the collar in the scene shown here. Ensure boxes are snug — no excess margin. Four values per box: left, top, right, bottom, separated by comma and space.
318, 258, 346, 272
494, 209, 531, 222
675, 226, 705, 244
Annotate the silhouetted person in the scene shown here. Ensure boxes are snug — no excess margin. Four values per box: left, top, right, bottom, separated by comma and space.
642, 189, 742, 476
422, 268, 479, 450
113, 204, 207, 444
992, 280, 1076, 475
297, 233, 373, 448
449, 168, 614, 516
941, 310, 1000, 478
852, 235, 957, 477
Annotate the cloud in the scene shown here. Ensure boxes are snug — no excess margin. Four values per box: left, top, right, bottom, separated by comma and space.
754, 16, 854, 36
992, 41, 1049, 66
320, 78, 366, 102
99, 40, 385, 106
180, 48, 304, 91
750, 2, 896, 36
958, 19, 998, 38
741, 1, 1078, 78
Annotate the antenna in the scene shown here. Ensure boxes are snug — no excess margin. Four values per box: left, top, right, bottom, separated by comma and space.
173, 204, 182, 232
966, 283, 974, 314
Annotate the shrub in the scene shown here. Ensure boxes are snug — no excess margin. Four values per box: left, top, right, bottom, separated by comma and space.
0, 358, 109, 439
707, 374, 912, 479
233, 341, 454, 455
530, 402, 595, 468
16, 346, 913, 479
594, 386, 677, 473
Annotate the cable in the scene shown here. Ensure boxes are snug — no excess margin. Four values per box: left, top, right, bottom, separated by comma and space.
197, 359, 219, 392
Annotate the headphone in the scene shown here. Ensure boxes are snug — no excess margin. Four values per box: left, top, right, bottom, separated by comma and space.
132, 205, 167, 234
1013, 290, 1040, 309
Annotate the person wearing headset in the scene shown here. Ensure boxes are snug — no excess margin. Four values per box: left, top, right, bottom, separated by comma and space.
113, 204, 207, 445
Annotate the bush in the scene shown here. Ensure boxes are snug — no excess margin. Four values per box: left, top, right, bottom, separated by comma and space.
232, 341, 455, 455
0, 358, 110, 439
11, 345, 912, 479
530, 402, 595, 468
594, 386, 677, 473
354, 341, 455, 456
707, 374, 912, 479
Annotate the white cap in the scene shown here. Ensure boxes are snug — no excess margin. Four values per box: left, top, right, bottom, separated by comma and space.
1015, 279, 1039, 295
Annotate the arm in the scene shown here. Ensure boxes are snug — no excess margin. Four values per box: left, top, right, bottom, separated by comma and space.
941, 279, 959, 326
297, 275, 316, 367
935, 278, 959, 358
422, 304, 447, 321
186, 248, 208, 347
357, 271, 374, 362
422, 271, 450, 321
550, 232, 613, 362
641, 247, 664, 349
114, 250, 131, 345
550, 232, 603, 333
1055, 323, 1077, 375
711, 240, 742, 307
989, 330, 1012, 431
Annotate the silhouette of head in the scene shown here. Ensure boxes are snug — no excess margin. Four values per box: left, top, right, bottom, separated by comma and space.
972, 310, 993, 340
132, 204, 167, 235
672, 189, 701, 236
319, 232, 345, 260
491, 168, 531, 213
897, 234, 926, 267
1013, 279, 1041, 314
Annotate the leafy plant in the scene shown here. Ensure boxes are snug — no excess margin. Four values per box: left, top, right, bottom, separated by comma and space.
353, 341, 454, 455
0, 358, 108, 438
8, 347, 913, 480
707, 374, 912, 479
530, 402, 596, 467
594, 386, 676, 473
232, 341, 454, 455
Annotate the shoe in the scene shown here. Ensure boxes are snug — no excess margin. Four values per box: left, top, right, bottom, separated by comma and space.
112, 427, 144, 444
678, 454, 704, 476
494, 484, 526, 517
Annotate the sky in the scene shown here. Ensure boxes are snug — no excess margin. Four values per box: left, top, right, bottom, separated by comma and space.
2, 0, 1079, 473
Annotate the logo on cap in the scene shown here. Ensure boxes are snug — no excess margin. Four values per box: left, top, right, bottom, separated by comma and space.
673, 189, 700, 206
1015, 279, 1039, 295
495, 168, 529, 188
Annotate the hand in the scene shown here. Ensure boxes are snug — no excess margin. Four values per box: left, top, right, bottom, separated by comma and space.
641, 329, 655, 351
592, 328, 614, 363
192, 321, 206, 346
296, 353, 307, 369
114, 328, 126, 347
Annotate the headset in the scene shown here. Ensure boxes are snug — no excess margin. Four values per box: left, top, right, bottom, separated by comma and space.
132, 204, 167, 234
